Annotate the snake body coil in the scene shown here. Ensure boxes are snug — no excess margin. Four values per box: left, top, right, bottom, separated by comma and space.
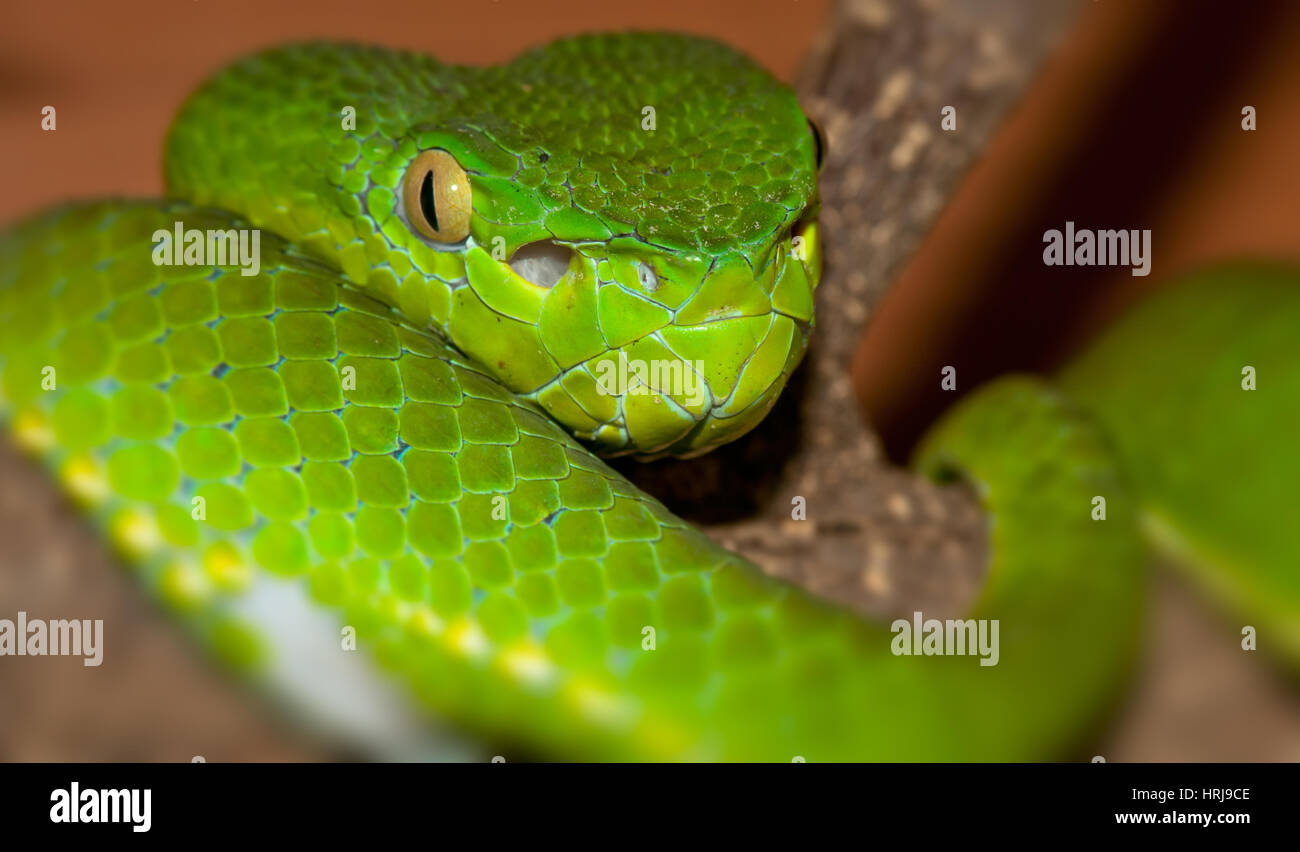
3, 35, 1291, 760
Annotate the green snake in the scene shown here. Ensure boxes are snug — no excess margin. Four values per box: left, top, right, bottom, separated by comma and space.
1, 35, 1295, 761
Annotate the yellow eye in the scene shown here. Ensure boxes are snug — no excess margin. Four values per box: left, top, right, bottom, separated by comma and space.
403, 149, 472, 243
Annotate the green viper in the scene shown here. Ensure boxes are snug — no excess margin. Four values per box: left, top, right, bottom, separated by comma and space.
1, 35, 1295, 760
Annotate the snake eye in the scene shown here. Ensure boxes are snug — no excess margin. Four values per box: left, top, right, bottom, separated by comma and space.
806, 116, 827, 171
403, 149, 471, 243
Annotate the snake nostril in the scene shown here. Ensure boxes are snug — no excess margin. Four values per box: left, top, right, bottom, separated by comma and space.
507, 241, 571, 288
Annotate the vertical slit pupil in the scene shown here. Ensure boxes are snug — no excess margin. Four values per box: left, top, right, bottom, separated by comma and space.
419, 169, 439, 232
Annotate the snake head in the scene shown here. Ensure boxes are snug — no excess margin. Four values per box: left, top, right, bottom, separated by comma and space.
166, 34, 821, 457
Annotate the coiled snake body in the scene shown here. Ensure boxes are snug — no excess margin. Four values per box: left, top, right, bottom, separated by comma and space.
2, 35, 1295, 760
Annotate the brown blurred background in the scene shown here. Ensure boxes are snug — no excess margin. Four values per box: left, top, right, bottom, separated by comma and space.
854, 0, 1300, 456
0, 0, 826, 225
